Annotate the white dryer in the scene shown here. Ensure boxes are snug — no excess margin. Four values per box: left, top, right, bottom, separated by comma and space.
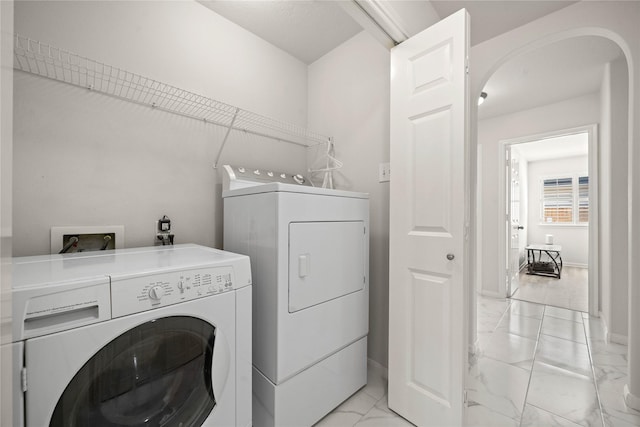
222, 165, 369, 427
11, 244, 252, 427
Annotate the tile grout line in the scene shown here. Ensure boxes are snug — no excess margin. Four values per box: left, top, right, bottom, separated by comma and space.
492, 298, 515, 333
582, 315, 607, 427
518, 304, 546, 427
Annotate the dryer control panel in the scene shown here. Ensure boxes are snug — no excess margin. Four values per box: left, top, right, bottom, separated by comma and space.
110, 266, 236, 318
222, 164, 311, 191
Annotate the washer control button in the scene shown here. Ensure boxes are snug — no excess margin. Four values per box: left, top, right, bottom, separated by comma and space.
267, 171, 274, 177
148, 285, 164, 301
253, 169, 261, 175
293, 174, 305, 184
238, 167, 245, 173
280, 173, 287, 179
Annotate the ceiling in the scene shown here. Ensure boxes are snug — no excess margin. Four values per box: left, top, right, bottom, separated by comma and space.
429, 1, 577, 46
199, 1, 578, 63
198, 0, 362, 64
198, 0, 624, 121
479, 35, 623, 119
514, 132, 588, 162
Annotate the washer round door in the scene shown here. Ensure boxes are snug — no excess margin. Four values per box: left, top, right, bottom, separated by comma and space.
49, 316, 217, 427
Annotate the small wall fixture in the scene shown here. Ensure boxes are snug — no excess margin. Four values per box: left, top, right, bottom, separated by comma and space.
478, 92, 488, 106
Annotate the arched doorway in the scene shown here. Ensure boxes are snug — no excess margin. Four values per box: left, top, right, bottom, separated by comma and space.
468, 27, 636, 426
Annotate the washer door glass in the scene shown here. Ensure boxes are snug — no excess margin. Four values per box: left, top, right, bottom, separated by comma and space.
50, 316, 216, 427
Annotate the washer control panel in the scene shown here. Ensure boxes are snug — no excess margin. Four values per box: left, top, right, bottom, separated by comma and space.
110, 266, 235, 318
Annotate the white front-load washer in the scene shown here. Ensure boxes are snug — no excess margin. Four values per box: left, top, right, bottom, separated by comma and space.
11, 244, 252, 427
222, 165, 369, 427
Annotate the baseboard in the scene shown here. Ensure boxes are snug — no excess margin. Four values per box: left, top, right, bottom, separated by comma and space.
624, 384, 640, 411
479, 289, 505, 299
563, 262, 588, 268
609, 332, 628, 345
367, 358, 388, 379
469, 339, 480, 360
598, 312, 628, 345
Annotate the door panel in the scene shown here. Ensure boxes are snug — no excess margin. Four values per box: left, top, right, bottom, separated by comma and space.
509, 149, 522, 296
288, 221, 365, 313
389, 8, 469, 427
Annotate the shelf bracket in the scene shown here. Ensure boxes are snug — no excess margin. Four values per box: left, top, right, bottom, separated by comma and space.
213, 107, 240, 169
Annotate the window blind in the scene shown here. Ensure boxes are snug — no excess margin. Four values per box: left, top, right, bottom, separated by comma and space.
542, 177, 573, 223
578, 176, 589, 223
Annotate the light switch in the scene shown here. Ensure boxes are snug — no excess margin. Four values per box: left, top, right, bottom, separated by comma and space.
379, 162, 391, 183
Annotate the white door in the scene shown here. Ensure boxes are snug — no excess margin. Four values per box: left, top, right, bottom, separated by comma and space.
508, 148, 523, 296
388, 8, 469, 427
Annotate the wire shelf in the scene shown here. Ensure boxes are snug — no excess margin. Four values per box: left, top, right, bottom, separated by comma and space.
13, 34, 331, 152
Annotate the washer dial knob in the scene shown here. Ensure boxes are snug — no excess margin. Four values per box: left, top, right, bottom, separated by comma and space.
293, 174, 305, 184
148, 285, 164, 301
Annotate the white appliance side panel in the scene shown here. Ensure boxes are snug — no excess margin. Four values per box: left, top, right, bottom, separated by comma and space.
24, 292, 237, 427
277, 193, 370, 383
235, 286, 252, 427
7, 341, 24, 427
224, 193, 279, 382
289, 221, 365, 312
253, 337, 367, 427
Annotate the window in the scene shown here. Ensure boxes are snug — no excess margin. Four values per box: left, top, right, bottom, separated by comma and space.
541, 175, 589, 224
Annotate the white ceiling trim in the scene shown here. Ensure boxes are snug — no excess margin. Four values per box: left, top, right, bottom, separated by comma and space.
354, 0, 410, 44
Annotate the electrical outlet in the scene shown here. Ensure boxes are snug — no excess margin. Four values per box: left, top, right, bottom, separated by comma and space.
379, 162, 391, 183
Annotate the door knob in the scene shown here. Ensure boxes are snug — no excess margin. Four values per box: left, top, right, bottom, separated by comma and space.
447, 253, 455, 260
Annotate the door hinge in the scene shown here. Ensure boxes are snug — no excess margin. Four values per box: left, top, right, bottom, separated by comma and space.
465, 57, 469, 75
21, 367, 27, 392
464, 389, 468, 405
363, 276, 366, 284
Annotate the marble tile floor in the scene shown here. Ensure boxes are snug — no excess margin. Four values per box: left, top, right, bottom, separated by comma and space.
470, 295, 639, 427
511, 266, 588, 313
316, 295, 639, 427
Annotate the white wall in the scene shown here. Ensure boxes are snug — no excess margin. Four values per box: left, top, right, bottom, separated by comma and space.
599, 55, 629, 340
599, 62, 612, 336
13, 1, 310, 256
307, 31, 390, 367
526, 155, 589, 266
477, 93, 600, 295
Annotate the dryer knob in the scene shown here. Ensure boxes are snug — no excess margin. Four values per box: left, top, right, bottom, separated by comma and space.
293, 174, 305, 184
148, 285, 164, 301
